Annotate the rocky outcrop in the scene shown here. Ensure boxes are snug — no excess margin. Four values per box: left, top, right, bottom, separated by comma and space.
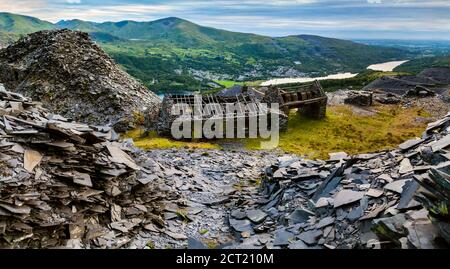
363, 67, 450, 96
0, 87, 167, 248
0, 29, 161, 132
327, 90, 373, 106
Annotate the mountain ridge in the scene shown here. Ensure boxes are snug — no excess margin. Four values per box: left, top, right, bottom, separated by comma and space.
0, 13, 412, 92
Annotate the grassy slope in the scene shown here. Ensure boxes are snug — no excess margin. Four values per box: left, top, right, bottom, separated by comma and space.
0, 13, 415, 93
123, 129, 219, 150
318, 70, 411, 91
246, 105, 430, 159
57, 17, 411, 92
124, 104, 430, 159
0, 12, 55, 35
394, 55, 450, 73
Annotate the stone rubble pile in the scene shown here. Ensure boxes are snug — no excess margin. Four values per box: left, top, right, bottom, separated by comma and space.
0, 87, 167, 248
127, 148, 282, 249
363, 67, 450, 96
327, 90, 399, 106
0, 29, 161, 132
227, 115, 450, 249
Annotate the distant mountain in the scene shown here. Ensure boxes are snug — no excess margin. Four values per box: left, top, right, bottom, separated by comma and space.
1, 13, 413, 92
0, 12, 55, 35
395, 55, 450, 73
56, 17, 267, 45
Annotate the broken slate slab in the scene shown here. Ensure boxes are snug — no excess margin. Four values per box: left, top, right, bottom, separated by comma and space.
366, 188, 384, 198
399, 158, 413, 174
377, 173, 393, 183
316, 216, 335, 229
73, 172, 93, 187
164, 230, 188, 240
328, 152, 348, 161
246, 209, 267, 224
229, 218, 253, 233
333, 190, 365, 208
231, 209, 246, 220
201, 196, 230, 206
372, 214, 407, 243
347, 197, 368, 222
106, 144, 140, 170
404, 220, 440, 249
289, 208, 314, 224
273, 228, 295, 246
297, 229, 322, 245
288, 240, 308, 249
397, 181, 421, 210
314, 197, 331, 208
399, 138, 424, 151
313, 176, 343, 201
384, 179, 412, 194
430, 134, 450, 152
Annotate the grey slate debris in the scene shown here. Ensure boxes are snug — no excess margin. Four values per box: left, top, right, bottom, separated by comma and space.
246, 209, 267, 224
226, 113, 450, 249
273, 228, 294, 246
2, 81, 450, 249
0, 30, 161, 132
0, 88, 167, 248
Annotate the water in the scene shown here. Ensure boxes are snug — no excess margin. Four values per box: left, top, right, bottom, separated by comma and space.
367, 60, 409, 72
260, 60, 410, 86
155, 60, 410, 94
260, 72, 357, 86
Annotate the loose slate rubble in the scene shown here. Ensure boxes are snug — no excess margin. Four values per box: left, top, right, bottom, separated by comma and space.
0, 30, 161, 132
226, 113, 450, 249
1, 84, 450, 249
0, 88, 167, 248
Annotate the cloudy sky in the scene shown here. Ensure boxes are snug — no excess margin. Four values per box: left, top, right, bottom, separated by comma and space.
1, 0, 450, 40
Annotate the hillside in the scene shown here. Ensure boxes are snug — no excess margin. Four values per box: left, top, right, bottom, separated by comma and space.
394, 54, 450, 73
0, 12, 55, 35
0, 13, 412, 93
57, 17, 410, 92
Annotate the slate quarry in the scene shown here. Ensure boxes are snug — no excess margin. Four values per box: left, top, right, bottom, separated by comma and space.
225, 115, 450, 249
0, 87, 167, 248
0, 29, 161, 132
1, 78, 450, 249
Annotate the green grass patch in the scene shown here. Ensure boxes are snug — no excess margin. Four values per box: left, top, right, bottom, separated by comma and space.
124, 104, 430, 159
318, 70, 411, 92
214, 80, 244, 88
123, 129, 220, 150
245, 105, 431, 159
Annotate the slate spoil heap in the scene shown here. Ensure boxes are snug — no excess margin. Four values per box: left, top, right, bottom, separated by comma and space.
229, 116, 450, 249
0, 29, 161, 132
0, 88, 166, 248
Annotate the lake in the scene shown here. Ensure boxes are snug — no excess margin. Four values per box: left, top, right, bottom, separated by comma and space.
260, 72, 358, 86
260, 60, 409, 86
367, 60, 409, 72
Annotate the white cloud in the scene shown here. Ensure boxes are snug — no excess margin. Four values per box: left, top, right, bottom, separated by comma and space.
366, 0, 450, 7
0, 0, 47, 14
0, 0, 449, 39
